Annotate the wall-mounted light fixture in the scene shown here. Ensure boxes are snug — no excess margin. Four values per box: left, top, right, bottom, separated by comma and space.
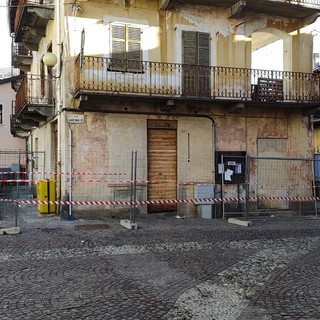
42, 52, 62, 79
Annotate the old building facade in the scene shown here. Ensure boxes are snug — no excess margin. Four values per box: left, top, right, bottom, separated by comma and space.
8, 0, 320, 217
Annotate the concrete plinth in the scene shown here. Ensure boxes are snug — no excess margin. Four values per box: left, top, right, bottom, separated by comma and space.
228, 218, 252, 227
120, 219, 138, 230
0, 227, 21, 235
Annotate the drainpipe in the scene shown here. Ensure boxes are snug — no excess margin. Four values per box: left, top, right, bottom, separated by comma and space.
69, 123, 73, 219
56, 0, 63, 211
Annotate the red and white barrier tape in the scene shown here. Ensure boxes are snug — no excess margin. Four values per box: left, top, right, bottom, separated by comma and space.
0, 179, 162, 184
0, 179, 35, 183
77, 179, 160, 184
13, 195, 320, 206
0, 171, 128, 176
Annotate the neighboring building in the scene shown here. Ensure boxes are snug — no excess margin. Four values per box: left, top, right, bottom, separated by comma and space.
0, 76, 26, 149
7, 0, 320, 218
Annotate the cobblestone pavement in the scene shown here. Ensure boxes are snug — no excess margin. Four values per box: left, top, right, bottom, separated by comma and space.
1, 207, 320, 319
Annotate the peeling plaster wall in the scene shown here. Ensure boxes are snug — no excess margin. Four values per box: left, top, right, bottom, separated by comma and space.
67, 113, 213, 216
214, 107, 310, 157
163, 3, 313, 71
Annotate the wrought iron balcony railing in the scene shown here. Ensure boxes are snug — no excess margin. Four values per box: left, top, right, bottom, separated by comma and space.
75, 55, 320, 105
12, 43, 32, 57
15, 75, 55, 117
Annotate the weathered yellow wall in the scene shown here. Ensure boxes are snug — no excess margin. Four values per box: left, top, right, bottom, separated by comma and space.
25, 0, 316, 214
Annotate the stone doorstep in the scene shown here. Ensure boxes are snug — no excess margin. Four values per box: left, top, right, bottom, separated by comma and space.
0, 227, 21, 235
228, 218, 252, 227
120, 219, 138, 230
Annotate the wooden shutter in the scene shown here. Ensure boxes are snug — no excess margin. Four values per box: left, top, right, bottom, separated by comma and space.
198, 33, 210, 66
127, 26, 142, 72
111, 24, 126, 71
182, 31, 197, 95
198, 32, 210, 96
182, 31, 210, 96
40, 60, 45, 97
183, 31, 197, 65
111, 24, 142, 72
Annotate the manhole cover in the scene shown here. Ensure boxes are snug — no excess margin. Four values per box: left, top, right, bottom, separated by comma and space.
75, 224, 109, 231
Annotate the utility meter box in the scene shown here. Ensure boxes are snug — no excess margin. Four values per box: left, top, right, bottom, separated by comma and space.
194, 184, 215, 219
37, 179, 56, 214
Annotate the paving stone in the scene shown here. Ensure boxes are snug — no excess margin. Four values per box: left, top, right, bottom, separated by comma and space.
0, 208, 320, 319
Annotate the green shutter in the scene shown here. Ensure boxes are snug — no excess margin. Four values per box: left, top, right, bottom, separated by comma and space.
182, 31, 197, 65
182, 31, 210, 96
198, 32, 210, 66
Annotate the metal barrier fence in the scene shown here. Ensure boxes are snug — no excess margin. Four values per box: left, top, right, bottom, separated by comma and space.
0, 150, 45, 228
1, 149, 320, 227
219, 156, 318, 218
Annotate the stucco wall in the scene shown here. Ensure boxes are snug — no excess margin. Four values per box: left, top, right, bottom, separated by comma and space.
0, 81, 25, 150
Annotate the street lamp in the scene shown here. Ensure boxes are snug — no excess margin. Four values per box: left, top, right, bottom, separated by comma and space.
42, 52, 61, 78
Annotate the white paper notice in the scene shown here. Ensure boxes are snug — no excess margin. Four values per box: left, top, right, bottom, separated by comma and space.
224, 169, 234, 181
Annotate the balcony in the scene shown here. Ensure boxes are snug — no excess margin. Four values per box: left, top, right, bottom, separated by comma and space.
12, 43, 33, 72
74, 55, 320, 110
160, 0, 320, 20
10, 114, 31, 138
9, 0, 54, 51
13, 75, 55, 130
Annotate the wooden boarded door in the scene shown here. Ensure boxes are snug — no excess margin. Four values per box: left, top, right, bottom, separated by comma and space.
147, 120, 177, 213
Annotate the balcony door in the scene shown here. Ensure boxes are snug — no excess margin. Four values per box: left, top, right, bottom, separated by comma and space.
182, 31, 210, 97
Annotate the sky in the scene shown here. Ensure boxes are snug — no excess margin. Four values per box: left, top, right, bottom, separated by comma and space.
0, 0, 11, 68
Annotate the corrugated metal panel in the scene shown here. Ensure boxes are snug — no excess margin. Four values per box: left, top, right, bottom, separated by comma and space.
147, 122, 177, 212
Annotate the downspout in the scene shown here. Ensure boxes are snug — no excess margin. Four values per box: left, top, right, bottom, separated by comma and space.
56, 0, 63, 209
69, 124, 72, 219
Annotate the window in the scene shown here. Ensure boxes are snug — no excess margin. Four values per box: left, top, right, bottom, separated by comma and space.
0, 104, 3, 124
215, 151, 247, 184
182, 31, 210, 97
109, 24, 143, 72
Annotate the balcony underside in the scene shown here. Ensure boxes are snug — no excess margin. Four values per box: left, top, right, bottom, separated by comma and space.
14, 6, 54, 51
11, 75, 25, 92
75, 92, 320, 115
12, 55, 33, 72
15, 104, 54, 127
10, 120, 33, 138
160, 0, 320, 20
